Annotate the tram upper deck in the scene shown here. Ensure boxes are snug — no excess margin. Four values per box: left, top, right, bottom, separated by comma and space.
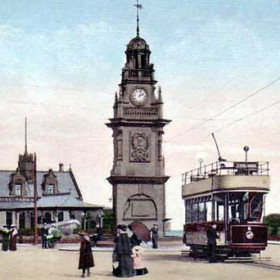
182, 161, 270, 199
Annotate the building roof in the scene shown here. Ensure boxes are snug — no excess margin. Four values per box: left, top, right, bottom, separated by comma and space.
0, 170, 102, 210
127, 36, 150, 51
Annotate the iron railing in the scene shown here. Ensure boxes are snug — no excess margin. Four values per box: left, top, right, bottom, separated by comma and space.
182, 161, 269, 185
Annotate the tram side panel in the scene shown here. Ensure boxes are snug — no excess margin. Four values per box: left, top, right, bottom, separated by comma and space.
184, 222, 226, 247
184, 222, 268, 255
230, 224, 267, 251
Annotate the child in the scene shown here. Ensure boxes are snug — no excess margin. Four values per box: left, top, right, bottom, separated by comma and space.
78, 234, 94, 277
131, 246, 148, 276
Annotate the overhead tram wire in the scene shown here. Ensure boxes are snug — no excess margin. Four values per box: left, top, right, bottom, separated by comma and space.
209, 75, 280, 120
166, 75, 280, 141
213, 98, 280, 134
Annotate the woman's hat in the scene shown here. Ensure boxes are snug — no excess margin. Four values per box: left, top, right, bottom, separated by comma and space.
117, 224, 127, 231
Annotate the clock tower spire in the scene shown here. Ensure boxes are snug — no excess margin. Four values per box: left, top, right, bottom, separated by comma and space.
134, 0, 142, 37
106, 4, 171, 236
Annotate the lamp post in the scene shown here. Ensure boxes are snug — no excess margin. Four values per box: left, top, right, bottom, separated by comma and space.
243, 146, 249, 162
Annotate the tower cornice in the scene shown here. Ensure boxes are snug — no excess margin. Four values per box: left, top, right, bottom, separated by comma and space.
106, 118, 171, 128
107, 175, 170, 185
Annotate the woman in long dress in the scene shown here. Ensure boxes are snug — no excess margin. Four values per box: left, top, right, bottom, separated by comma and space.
78, 234, 94, 277
9, 225, 18, 251
0, 226, 10, 251
113, 224, 135, 278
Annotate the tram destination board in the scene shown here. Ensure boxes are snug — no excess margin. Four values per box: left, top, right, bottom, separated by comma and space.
234, 162, 259, 172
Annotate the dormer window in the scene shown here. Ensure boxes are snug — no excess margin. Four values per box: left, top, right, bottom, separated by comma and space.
14, 185, 22, 196
42, 169, 58, 195
47, 185, 55, 195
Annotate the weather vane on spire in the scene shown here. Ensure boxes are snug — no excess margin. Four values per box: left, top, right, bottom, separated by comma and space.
134, 0, 143, 37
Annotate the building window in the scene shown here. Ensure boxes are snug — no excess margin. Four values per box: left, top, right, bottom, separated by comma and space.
58, 212, 64, 222
44, 212, 52, 224
47, 185, 55, 194
14, 185, 22, 196
6, 212, 12, 226
69, 211, 76, 219
19, 212, 25, 229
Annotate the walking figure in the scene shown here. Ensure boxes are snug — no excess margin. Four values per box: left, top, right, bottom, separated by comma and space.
0, 225, 10, 251
9, 225, 18, 251
41, 223, 48, 249
78, 233, 94, 278
112, 224, 135, 277
207, 224, 219, 263
150, 224, 159, 249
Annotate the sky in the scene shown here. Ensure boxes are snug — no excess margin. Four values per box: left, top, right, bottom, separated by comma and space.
1, 0, 280, 229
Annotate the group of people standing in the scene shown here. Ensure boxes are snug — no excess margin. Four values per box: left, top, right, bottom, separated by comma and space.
112, 224, 148, 278
78, 223, 152, 278
0, 224, 18, 251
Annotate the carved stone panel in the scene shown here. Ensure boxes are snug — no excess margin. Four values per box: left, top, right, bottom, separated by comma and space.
129, 131, 150, 162
123, 194, 157, 220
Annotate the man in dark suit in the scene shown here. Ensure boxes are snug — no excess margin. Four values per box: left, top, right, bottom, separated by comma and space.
150, 224, 159, 249
207, 224, 219, 263
41, 223, 48, 249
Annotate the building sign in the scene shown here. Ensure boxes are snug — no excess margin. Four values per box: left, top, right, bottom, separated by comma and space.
0, 197, 34, 202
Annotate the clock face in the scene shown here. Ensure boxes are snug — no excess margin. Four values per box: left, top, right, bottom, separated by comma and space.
130, 89, 148, 106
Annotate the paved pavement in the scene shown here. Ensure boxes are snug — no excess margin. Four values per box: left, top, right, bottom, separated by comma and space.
0, 243, 279, 279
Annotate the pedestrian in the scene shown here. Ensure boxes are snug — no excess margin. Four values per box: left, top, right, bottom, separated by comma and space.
149, 224, 159, 249
0, 225, 10, 251
128, 225, 141, 248
131, 245, 148, 276
9, 224, 18, 251
47, 224, 62, 248
206, 224, 219, 263
112, 224, 135, 277
78, 233, 94, 278
41, 223, 48, 249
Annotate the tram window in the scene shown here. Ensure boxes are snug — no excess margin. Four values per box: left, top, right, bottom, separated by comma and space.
243, 203, 248, 220
198, 202, 205, 221
250, 193, 263, 221
217, 204, 224, 221
192, 204, 198, 222
186, 204, 191, 223
206, 201, 212, 221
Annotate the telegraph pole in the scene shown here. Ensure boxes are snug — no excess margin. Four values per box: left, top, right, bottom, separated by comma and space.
33, 153, 38, 245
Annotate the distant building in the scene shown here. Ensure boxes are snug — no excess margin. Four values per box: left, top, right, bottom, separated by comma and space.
0, 146, 103, 230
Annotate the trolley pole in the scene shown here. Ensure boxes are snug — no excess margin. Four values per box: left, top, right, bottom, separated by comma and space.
33, 153, 38, 245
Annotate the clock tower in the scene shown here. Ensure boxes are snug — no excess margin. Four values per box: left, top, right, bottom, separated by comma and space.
106, 8, 171, 236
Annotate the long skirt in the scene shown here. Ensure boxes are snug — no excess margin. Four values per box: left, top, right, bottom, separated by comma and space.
113, 254, 135, 278
2, 234, 9, 251
9, 236, 17, 251
78, 251, 94, 269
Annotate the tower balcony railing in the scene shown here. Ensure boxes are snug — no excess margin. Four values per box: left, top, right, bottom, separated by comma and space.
123, 107, 158, 117
182, 161, 269, 185
129, 69, 151, 78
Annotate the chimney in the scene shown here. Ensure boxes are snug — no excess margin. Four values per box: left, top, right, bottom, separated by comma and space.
59, 163, 64, 172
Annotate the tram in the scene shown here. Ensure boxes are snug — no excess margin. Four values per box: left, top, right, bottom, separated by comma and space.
182, 157, 270, 259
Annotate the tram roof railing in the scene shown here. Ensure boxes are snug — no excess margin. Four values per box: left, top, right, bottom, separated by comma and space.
182, 161, 269, 185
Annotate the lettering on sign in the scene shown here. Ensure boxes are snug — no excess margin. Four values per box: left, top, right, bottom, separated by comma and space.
0, 197, 34, 202
234, 162, 258, 170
